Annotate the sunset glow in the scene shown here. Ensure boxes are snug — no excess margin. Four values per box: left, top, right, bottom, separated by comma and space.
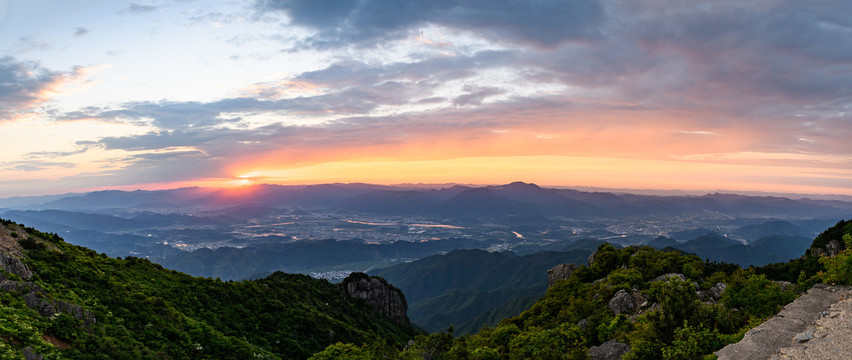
1, 1, 850, 197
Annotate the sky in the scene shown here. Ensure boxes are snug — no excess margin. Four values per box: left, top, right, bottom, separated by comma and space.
0, 0, 851, 198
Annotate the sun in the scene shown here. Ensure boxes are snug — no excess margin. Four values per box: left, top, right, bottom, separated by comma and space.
229, 171, 264, 187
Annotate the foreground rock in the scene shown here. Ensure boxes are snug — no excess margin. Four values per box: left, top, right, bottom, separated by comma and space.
771, 296, 852, 359
716, 284, 852, 360
342, 272, 410, 326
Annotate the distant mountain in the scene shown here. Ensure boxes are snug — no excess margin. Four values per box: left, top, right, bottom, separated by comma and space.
647, 232, 812, 266
667, 228, 720, 241
156, 238, 486, 280
735, 220, 813, 243
647, 236, 680, 248
430, 188, 541, 218
5, 182, 852, 221
370, 248, 593, 333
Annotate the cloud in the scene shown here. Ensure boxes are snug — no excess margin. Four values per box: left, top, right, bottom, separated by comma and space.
256, 0, 604, 48
0, 57, 88, 119
73, 27, 89, 37
125, 3, 158, 14
0, 161, 75, 172
452, 85, 503, 107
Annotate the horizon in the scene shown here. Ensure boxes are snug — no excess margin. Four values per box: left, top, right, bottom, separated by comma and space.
1, 1, 851, 198
3, 180, 852, 203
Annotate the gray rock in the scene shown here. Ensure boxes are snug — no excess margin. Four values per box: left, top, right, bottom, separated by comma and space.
651, 273, 687, 283
0, 252, 33, 279
343, 273, 410, 326
577, 317, 590, 330
22, 347, 43, 360
716, 284, 852, 360
774, 281, 793, 292
698, 282, 727, 302
793, 329, 814, 343
608, 290, 635, 315
813, 239, 843, 258
588, 249, 600, 266
547, 263, 578, 288
588, 339, 630, 360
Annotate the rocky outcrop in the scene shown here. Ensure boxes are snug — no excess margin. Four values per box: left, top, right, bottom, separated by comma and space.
697, 282, 727, 303
0, 251, 97, 329
0, 252, 34, 279
716, 284, 852, 360
342, 272, 410, 326
608, 288, 648, 316
588, 249, 600, 266
547, 263, 578, 287
650, 273, 686, 283
588, 339, 630, 360
22, 346, 43, 360
609, 290, 635, 315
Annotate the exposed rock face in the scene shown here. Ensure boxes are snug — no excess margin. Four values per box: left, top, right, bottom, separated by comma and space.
342, 273, 410, 326
716, 284, 852, 360
547, 263, 578, 287
588, 339, 630, 360
773, 280, 793, 292
697, 282, 727, 303
0, 252, 34, 279
22, 346, 43, 360
609, 290, 636, 315
650, 273, 686, 283
608, 287, 648, 315
811, 239, 843, 257
0, 251, 97, 328
588, 249, 600, 266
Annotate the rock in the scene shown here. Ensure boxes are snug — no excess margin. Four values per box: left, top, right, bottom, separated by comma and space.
577, 317, 590, 330
813, 239, 844, 258
793, 328, 814, 343
22, 347, 43, 360
716, 284, 852, 360
698, 282, 727, 302
588, 339, 630, 360
0, 252, 33, 279
651, 273, 687, 283
774, 281, 793, 292
342, 273, 410, 326
547, 263, 578, 287
608, 290, 635, 315
588, 249, 600, 266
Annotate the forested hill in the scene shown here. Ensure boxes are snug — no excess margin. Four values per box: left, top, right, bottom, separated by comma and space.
311, 220, 852, 359
0, 218, 419, 359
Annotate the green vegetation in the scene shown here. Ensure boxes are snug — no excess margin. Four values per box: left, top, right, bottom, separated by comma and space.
371, 249, 592, 334
315, 220, 852, 359
4, 217, 852, 359
0, 219, 418, 359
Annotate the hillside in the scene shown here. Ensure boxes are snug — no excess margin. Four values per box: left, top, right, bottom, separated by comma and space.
313, 220, 852, 359
371, 249, 593, 334
0, 218, 419, 359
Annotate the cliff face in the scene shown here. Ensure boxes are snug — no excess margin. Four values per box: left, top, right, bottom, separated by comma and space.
547, 263, 578, 288
342, 273, 410, 327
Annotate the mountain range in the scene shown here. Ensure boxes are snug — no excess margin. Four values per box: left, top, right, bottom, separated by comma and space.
4, 182, 851, 219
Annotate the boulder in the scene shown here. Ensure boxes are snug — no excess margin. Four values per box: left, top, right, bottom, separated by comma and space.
650, 273, 686, 283
342, 273, 410, 326
588, 249, 600, 266
608, 290, 635, 315
697, 282, 727, 302
547, 263, 578, 287
588, 339, 630, 360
